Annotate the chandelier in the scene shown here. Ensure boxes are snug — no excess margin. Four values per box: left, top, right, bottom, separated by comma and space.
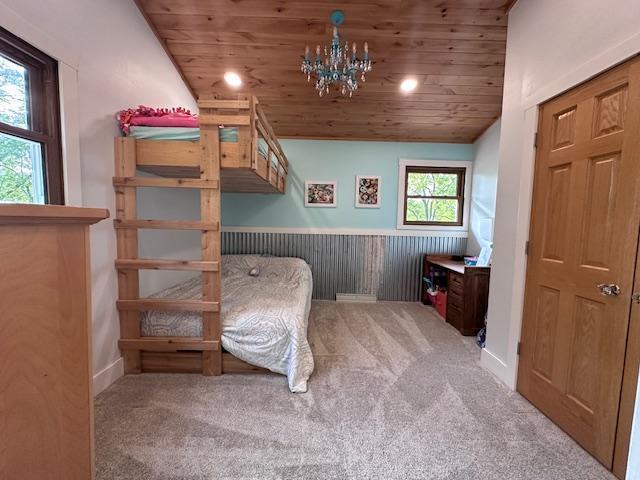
301, 10, 372, 97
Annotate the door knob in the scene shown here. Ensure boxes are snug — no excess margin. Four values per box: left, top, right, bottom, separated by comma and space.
597, 283, 621, 296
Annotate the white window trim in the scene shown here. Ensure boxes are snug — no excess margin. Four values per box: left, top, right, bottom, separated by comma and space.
396, 158, 473, 232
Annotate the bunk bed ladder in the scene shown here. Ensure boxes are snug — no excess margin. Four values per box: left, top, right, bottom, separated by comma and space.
113, 132, 222, 376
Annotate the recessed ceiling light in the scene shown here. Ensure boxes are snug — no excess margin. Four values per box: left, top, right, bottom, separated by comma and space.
224, 71, 242, 88
400, 78, 418, 93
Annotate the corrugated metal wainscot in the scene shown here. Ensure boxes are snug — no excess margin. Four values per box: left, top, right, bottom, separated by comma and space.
222, 231, 466, 301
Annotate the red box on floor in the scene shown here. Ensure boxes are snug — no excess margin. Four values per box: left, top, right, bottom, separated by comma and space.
426, 290, 437, 305
435, 290, 447, 319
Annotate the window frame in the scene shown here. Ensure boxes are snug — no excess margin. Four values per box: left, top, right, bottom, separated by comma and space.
0, 26, 64, 204
403, 166, 466, 227
396, 159, 472, 233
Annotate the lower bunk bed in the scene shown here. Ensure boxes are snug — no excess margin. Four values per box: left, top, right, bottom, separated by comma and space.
140, 255, 315, 393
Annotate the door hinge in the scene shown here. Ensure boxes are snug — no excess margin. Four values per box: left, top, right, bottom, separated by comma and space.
517, 342, 522, 355
534, 132, 538, 148
525, 241, 530, 255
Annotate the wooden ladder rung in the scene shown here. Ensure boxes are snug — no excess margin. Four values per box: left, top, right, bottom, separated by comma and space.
117, 299, 220, 312
113, 177, 219, 189
119, 337, 220, 352
115, 259, 219, 272
114, 219, 219, 231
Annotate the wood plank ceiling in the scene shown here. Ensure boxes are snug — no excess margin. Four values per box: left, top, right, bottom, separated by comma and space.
136, 0, 514, 143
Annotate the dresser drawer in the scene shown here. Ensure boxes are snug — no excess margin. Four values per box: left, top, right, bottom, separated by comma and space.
447, 303, 463, 329
448, 287, 464, 309
449, 279, 464, 299
449, 271, 464, 289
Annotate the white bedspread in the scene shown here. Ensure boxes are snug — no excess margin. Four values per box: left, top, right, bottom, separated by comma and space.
140, 255, 314, 392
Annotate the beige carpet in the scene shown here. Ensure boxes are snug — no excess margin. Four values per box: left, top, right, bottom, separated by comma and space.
95, 301, 614, 479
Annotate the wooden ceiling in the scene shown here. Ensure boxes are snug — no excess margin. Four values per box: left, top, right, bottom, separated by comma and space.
136, 0, 514, 143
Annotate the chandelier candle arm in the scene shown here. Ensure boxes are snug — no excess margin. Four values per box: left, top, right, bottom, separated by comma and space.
300, 10, 372, 98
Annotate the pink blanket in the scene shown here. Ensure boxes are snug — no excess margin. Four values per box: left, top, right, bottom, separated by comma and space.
117, 106, 198, 134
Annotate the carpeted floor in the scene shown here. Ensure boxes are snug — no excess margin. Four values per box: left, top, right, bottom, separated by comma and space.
95, 301, 614, 480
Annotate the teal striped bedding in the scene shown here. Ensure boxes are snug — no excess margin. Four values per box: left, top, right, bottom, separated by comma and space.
128, 125, 237, 142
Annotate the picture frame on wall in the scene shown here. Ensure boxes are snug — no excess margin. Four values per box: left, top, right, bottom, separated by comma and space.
305, 180, 338, 208
355, 175, 381, 208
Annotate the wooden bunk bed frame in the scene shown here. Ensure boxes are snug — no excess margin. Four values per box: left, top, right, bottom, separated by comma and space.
135, 96, 288, 193
113, 96, 287, 376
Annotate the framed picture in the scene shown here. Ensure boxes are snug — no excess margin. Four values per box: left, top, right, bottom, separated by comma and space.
305, 180, 337, 207
355, 175, 381, 208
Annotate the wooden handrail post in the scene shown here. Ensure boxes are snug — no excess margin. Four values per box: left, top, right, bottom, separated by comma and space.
200, 120, 223, 376
114, 138, 142, 374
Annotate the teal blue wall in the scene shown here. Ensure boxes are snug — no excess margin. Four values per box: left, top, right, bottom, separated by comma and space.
221, 139, 473, 229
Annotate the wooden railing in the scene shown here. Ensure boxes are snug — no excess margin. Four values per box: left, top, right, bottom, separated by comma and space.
198, 96, 288, 192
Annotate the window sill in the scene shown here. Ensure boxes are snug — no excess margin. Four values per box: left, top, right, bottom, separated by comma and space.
396, 223, 467, 231
395, 224, 468, 237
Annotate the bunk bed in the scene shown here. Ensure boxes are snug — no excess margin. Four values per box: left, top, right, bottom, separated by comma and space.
122, 97, 288, 193
113, 96, 312, 392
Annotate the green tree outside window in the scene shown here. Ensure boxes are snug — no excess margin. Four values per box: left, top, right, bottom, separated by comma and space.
404, 167, 465, 225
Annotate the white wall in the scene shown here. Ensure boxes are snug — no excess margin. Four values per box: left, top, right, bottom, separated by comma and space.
0, 0, 196, 393
467, 119, 500, 256
482, 0, 640, 475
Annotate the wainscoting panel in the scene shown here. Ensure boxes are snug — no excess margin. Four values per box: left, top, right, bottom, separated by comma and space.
379, 236, 466, 301
222, 232, 466, 301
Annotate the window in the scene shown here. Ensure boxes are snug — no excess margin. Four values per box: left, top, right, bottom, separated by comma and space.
0, 27, 63, 204
397, 160, 471, 230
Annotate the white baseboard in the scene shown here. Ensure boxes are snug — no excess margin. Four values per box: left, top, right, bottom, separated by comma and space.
93, 357, 124, 397
480, 348, 516, 391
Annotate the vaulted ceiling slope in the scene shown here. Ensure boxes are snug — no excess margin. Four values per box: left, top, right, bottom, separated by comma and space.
136, 0, 514, 143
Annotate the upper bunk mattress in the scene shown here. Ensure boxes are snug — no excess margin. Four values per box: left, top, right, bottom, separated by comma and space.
128, 125, 235, 142
140, 255, 314, 393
